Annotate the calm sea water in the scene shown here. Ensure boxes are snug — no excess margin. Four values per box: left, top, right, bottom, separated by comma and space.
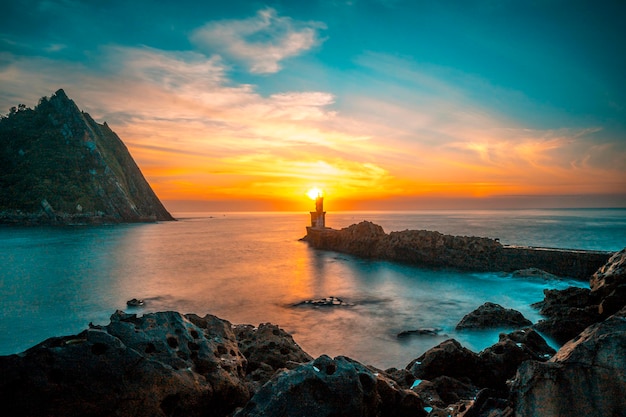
1, 209, 624, 369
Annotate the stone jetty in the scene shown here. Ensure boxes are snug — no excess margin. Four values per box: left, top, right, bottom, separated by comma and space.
304, 221, 612, 279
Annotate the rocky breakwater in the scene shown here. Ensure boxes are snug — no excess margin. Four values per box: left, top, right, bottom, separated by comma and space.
0, 89, 174, 224
304, 221, 612, 278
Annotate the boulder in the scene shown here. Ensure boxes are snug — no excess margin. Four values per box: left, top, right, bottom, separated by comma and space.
478, 328, 555, 391
456, 302, 532, 330
511, 268, 558, 280
234, 355, 427, 417
293, 296, 353, 307
407, 339, 483, 384
233, 322, 313, 392
0, 310, 252, 417
512, 308, 626, 417
531, 287, 601, 345
397, 328, 442, 338
107, 311, 250, 413
411, 375, 478, 409
0, 329, 210, 417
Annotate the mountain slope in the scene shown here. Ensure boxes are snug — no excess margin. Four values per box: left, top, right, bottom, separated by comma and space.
0, 89, 174, 224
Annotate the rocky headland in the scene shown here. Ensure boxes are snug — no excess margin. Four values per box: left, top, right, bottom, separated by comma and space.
1, 249, 624, 417
304, 221, 612, 279
0, 89, 174, 224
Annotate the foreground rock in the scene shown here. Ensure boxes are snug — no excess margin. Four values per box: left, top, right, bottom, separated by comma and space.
304, 221, 611, 278
513, 307, 626, 417
235, 355, 426, 417
234, 322, 313, 392
533, 248, 626, 344
455, 302, 532, 330
0, 89, 174, 224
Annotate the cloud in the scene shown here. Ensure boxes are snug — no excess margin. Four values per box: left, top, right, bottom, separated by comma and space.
190, 8, 326, 74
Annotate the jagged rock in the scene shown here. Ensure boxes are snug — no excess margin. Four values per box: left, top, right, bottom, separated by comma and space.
407, 339, 483, 384
590, 248, 626, 296
531, 287, 601, 345
512, 308, 626, 417
233, 322, 313, 392
0, 328, 210, 417
590, 248, 626, 317
411, 376, 478, 409
0, 89, 174, 224
234, 355, 427, 417
0, 311, 252, 417
478, 328, 555, 391
456, 302, 532, 330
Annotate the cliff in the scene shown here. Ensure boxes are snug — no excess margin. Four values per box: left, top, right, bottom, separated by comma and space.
0, 89, 174, 224
304, 221, 612, 279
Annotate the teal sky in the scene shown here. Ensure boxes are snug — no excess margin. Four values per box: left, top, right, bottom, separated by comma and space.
1, 0, 625, 209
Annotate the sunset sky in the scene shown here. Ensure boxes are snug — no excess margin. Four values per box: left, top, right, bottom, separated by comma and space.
1, 0, 625, 211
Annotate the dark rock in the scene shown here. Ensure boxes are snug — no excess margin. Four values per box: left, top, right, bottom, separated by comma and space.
511, 268, 558, 280
397, 328, 442, 338
531, 287, 601, 345
478, 328, 555, 391
384, 367, 416, 389
407, 339, 483, 385
411, 376, 478, 409
234, 355, 427, 417
0, 89, 174, 224
293, 296, 353, 307
0, 310, 252, 417
590, 248, 626, 298
234, 322, 313, 392
456, 302, 532, 330
512, 308, 626, 417
599, 284, 626, 317
0, 329, 210, 417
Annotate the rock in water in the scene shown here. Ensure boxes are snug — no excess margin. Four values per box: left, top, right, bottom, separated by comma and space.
512, 307, 626, 417
456, 302, 532, 330
0, 89, 174, 224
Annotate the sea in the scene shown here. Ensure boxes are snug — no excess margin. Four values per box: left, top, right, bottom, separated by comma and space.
1, 209, 625, 369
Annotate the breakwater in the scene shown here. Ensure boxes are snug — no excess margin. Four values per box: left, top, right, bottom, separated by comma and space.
304, 221, 613, 279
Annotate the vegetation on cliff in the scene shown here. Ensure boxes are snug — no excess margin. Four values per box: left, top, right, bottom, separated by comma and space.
0, 89, 173, 223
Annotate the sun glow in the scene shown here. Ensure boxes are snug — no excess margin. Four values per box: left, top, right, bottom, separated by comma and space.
307, 187, 323, 200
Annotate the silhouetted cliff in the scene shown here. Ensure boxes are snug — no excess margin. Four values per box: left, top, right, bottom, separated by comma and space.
0, 89, 174, 224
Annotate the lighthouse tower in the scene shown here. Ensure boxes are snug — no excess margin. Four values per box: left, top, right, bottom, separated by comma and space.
310, 194, 326, 229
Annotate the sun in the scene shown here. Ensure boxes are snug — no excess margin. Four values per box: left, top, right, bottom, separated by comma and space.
307, 187, 323, 200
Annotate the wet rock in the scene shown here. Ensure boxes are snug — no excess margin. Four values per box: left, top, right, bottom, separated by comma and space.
531, 287, 601, 345
478, 328, 555, 391
397, 328, 443, 338
512, 307, 626, 417
456, 302, 532, 330
0, 329, 211, 417
407, 339, 483, 384
511, 268, 558, 280
293, 296, 353, 307
234, 322, 313, 392
234, 355, 427, 417
411, 376, 478, 409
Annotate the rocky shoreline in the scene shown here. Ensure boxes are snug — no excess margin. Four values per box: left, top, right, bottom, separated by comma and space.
304, 221, 612, 279
1, 249, 624, 417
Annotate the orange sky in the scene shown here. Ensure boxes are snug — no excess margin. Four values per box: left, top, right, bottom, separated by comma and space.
1, 4, 625, 211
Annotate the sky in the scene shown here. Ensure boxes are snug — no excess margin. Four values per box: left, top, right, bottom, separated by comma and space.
1, 0, 625, 211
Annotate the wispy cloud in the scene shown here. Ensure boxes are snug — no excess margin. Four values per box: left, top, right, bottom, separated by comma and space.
190, 8, 326, 74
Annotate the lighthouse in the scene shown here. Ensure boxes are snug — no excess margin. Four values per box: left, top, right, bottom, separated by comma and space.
310, 193, 326, 229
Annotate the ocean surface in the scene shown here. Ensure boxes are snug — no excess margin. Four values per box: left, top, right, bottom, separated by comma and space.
1, 209, 624, 369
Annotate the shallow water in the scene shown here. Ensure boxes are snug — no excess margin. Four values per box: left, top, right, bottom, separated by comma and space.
1, 209, 624, 369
